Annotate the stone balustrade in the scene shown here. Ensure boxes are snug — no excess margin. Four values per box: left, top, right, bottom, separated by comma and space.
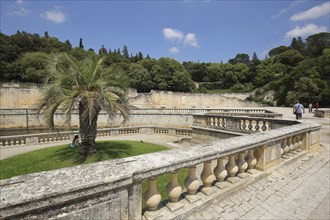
0, 127, 192, 147
0, 117, 320, 219
194, 114, 297, 132
0, 108, 282, 129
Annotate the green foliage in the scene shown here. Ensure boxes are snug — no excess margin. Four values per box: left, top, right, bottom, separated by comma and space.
305, 32, 330, 57
38, 53, 130, 155
268, 46, 290, 57
228, 53, 250, 65
274, 49, 304, 66
1, 30, 329, 107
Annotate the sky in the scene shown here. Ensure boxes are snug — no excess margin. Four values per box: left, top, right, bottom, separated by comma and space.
1, 0, 329, 63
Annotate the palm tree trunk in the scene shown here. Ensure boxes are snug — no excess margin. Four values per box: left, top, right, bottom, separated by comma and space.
79, 99, 100, 155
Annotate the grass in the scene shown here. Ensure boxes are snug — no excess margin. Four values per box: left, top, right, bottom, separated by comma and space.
0, 140, 189, 209
0, 140, 169, 180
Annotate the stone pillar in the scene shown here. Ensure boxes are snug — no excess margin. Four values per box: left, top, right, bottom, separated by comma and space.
246, 149, 257, 169
237, 152, 248, 173
144, 177, 161, 211
184, 166, 199, 195
201, 161, 215, 187
201, 161, 216, 195
225, 155, 238, 177
128, 183, 142, 220
166, 171, 182, 203
213, 158, 228, 182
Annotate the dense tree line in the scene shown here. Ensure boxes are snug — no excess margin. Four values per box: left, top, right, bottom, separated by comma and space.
0, 31, 329, 107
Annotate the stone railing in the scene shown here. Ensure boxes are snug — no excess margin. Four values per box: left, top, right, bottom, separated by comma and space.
0, 117, 321, 219
194, 114, 296, 132
0, 108, 282, 129
0, 126, 192, 147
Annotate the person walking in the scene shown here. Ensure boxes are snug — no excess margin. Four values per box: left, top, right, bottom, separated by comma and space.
293, 101, 305, 120
308, 102, 313, 113
314, 102, 319, 110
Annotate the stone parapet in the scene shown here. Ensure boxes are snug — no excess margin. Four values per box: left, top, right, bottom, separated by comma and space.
0, 118, 321, 219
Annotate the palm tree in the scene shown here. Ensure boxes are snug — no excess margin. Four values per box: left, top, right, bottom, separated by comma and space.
37, 53, 130, 155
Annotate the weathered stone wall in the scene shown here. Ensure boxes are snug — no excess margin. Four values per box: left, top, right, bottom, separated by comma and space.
130, 90, 261, 109
0, 83, 261, 109
0, 110, 193, 129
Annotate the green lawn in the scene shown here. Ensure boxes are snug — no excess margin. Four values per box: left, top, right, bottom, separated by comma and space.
0, 140, 169, 180
0, 140, 189, 209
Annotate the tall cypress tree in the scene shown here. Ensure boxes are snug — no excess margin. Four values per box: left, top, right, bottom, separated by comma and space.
79, 38, 84, 49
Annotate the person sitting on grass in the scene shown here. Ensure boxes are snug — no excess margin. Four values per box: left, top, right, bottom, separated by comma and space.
69, 135, 80, 148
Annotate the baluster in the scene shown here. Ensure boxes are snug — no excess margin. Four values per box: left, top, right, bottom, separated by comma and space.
288, 136, 294, 152
144, 177, 161, 211
201, 161, 216, 195
262, 121, 267, 131
281, 139, 288, 159
255, 120, 260, 131
216, 117, 220, 127
213, 158, 227, 182
221, 118, 226, 127
297, 135, 303, 152
242, 119, 247, 130
225, 155, 238, 177
292, 136, 299, 153
248, 120, 253, 130
184, 166, 199, 197
5, 140, 8, 146
237, 151, 248, 173
246, 149, 257, 169
166, 171, 182, 203
201, 161, 215, 187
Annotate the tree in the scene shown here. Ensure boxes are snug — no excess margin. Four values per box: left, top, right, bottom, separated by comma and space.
290, 37, 305, 55
79, 38, 84, 49
268, 46, 290, 57
305, 32, 330, 57
127, 63, 153, 92
228, 53, 250, 65
98, 45, 108, 56
122, 45, 129, 59
37, 53, 130, 155
275, 49, 304, 66
16, 52, 50, 83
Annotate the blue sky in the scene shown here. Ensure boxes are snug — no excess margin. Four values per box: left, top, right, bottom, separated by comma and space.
1, 0, 329, 63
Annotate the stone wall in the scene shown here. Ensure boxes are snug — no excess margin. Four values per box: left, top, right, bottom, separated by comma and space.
0, 83, 261, 109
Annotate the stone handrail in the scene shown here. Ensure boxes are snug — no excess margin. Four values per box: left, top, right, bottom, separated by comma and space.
0, 126, 192, 148
194, 114, 297, 133
0, 118, 321, 219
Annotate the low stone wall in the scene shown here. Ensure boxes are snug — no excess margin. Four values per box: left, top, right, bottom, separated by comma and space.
314, 109, 330, 118
0, 117, 321, 219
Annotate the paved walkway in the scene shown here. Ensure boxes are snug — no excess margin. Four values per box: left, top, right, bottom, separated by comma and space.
187, 107, 330, 220
1, 107, 329, 219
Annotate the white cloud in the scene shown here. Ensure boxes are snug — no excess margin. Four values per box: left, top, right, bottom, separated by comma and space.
41, 8, 66, 24
184, 33, 199, 47
272, 0, 304, 19
163, 28, 184, 41
8, 0, 28, 16
13, 6, 28, 16
285, 23, 327, 38
169, 47, 180, 54
290, 2, 330, 21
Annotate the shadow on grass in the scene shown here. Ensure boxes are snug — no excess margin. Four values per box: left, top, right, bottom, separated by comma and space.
54, 141, 133, 165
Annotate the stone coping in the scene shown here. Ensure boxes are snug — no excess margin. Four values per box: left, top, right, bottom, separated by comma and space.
0, 120, 320, 209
